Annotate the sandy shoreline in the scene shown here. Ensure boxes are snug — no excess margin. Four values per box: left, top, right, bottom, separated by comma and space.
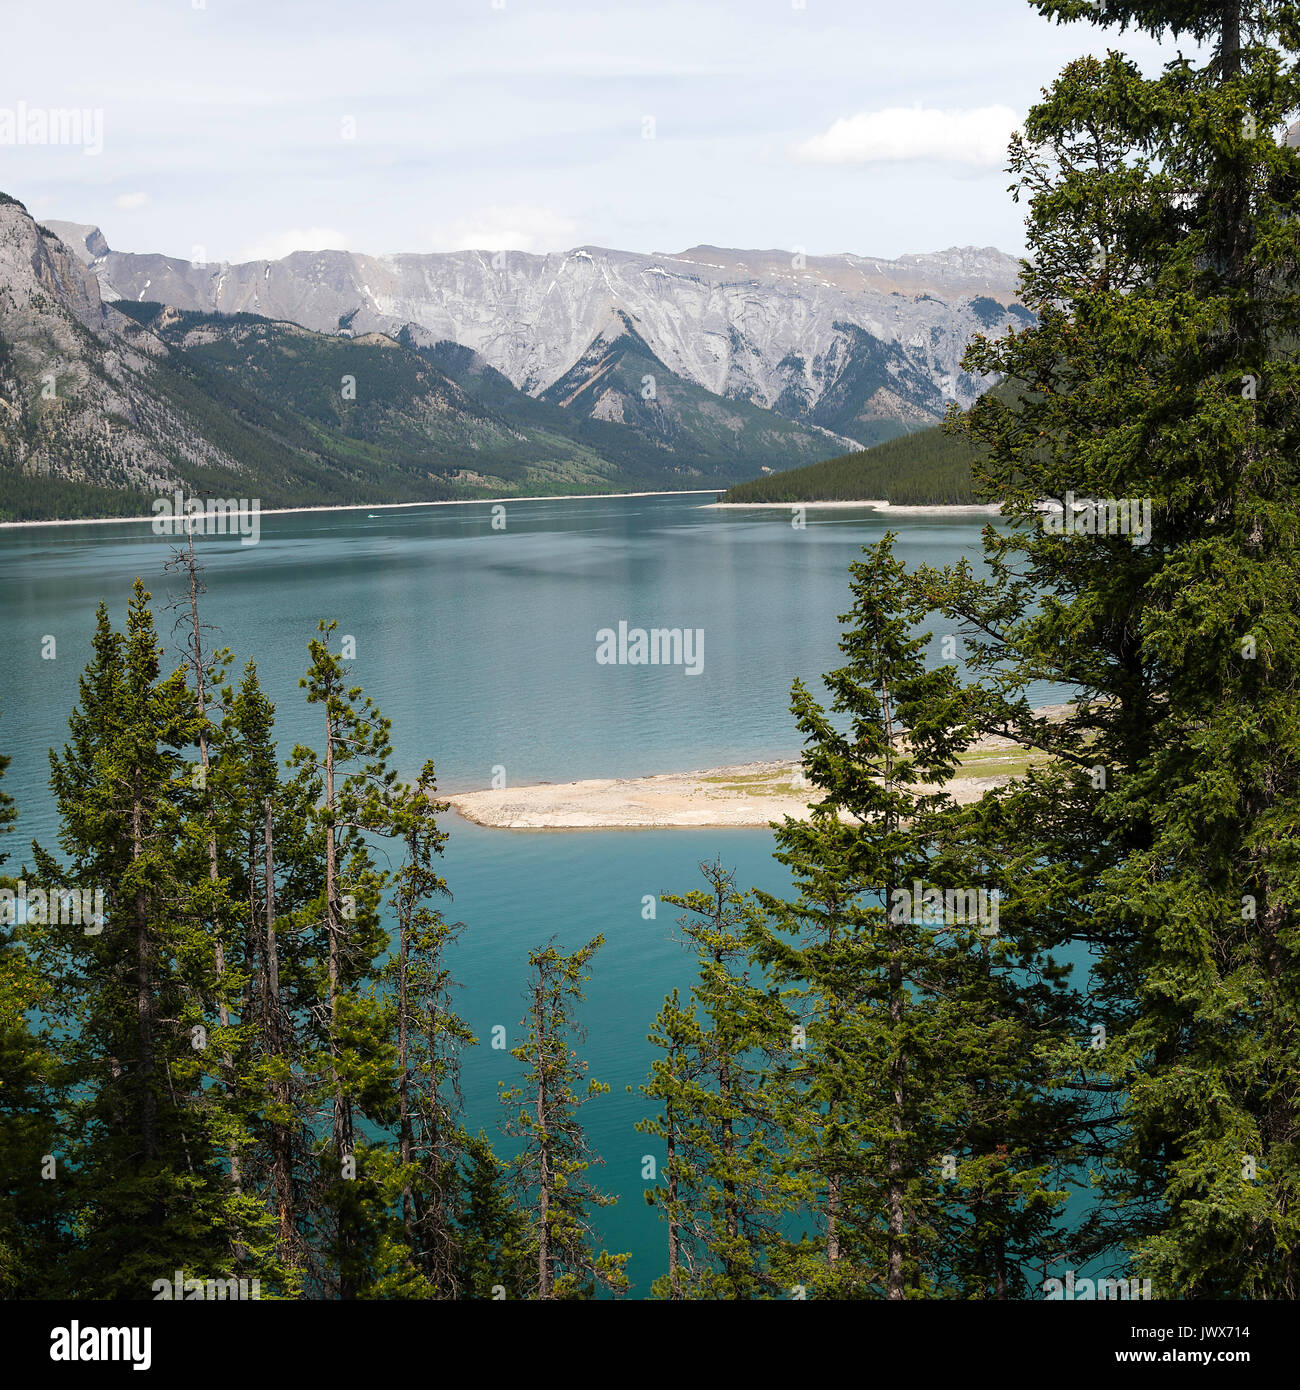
445, 713, 1068, 829
0, 488, 721, 531
446, 760, 1018, 830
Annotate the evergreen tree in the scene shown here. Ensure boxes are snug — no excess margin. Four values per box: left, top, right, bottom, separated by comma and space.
162, 533, 277, 1277
30, 584, 251, 1296
385, 760, 476, 1296
289, 620, 402, 1299
500, 936, 629, 1299
750, 536, 1073, 1298
218, 659, 311, 1291
638, 859, 790, 1299
911, 0, 1300, 1296
0, 710, 68, 1297
455, 1130, 534, 1298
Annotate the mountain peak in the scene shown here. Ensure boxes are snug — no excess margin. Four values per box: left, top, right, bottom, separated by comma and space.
41, 220, 111, 265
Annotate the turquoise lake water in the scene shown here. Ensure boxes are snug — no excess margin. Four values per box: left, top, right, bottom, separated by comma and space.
0, 493, 1075, 1294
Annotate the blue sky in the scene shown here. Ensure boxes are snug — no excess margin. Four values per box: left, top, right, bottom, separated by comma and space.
1, 0, 1201, 263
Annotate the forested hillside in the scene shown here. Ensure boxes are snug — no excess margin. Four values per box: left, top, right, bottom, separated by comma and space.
721, 415, 983, 504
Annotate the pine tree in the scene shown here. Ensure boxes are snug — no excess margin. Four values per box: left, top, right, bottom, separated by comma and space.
31, 584, 250, 1296
0, 709, 68, 1297
289, 620, 402, 1299
501, 936, 630, 1299
911, 0, 1300, 1297
162, 533, 270, 1273
455, 1130, 534, 1298
219, 659, 310, 1290
386, 759, 476, 1296
750, 536, 1073, 1298
638, 859, 790, 1299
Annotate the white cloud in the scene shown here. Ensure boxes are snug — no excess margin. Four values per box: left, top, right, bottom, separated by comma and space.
114, 191, 149, 210
430, 206, 580, 253
796, 105, 1021, 169
235, 227, 350, 262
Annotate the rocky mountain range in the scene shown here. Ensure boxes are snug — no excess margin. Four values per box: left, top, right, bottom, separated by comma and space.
48, 222, 1027, 448
0, 190, 1026, 519
0, 194, 616, 515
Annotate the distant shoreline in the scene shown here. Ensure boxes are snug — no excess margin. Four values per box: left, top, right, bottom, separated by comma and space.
0, 488, 721, 532
704, 500, 1002, 514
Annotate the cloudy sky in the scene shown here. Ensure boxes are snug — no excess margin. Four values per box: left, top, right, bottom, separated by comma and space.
1, 0, 1199, 264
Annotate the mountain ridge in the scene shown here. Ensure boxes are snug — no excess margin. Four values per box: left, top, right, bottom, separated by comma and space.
0, 196, 858, 518
44, 218, 1025, 448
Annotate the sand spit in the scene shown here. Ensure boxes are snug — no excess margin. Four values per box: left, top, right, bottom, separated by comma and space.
446, 761, 1015, 830
446, 710, 1075, 830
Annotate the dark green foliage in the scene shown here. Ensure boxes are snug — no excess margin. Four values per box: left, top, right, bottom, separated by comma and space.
111, 299, 167, 326
25, 585, 272, 1297
6, 0, 1299, 1304
0, 569, 575, 1299
969, 297, 1012, 329
639, 860, 792, 1299
907, 0, 1300, 1299
0, 710, 68, 1297
501, 936, 630, 1299
384, 761, 478, 1297
747, 537, 1074, 1298
722, 424, 982, 505
454, 1130, 534, 1298
0, 474, 153, 522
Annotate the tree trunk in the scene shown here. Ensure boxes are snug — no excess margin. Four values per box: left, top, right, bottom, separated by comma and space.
880, 673, 905, 1300
536, 981, 552, 1300
133, 770, 156, 1171
886, 959, 905, 1300
397, 883, 414, 1241
263, 800, 296, 1268
666, 1091, 681, 1300
183, 535, 242, 1217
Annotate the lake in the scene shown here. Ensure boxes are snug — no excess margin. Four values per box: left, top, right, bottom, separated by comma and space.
0, 493, 1072, 1295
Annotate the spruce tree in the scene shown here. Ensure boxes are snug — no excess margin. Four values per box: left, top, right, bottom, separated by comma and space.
162, 534, 275, 1276
289, 620, 402, 1298
455, 1130, 534, 1298
910, 0, 1300, 1297
638, 859, 790, 1299
219, 658, 310, 1291
750, 536, 1073, 1298
0, 711, 68, 1297
385, 759, 476, 1297
31, 584, 250, 1296
501, 936, 630, 1299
